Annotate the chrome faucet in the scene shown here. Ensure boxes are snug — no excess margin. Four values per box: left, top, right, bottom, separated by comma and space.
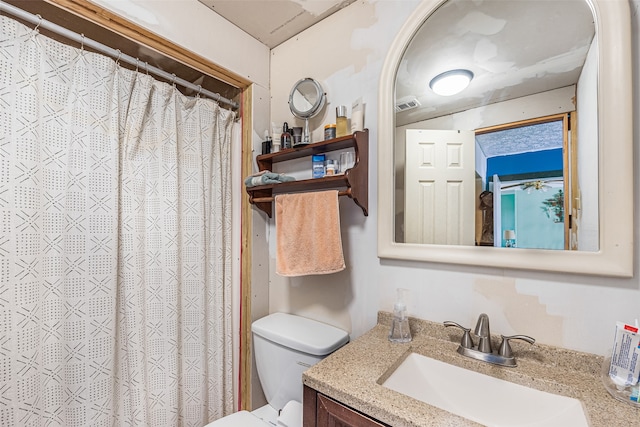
474, 313, 492, 353
444, 313, 535, 367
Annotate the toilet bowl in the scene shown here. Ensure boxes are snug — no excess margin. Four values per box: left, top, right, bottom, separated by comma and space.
204, 313, 349, 427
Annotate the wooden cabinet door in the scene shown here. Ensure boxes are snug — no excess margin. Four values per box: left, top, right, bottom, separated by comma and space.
316, 394, 387, 427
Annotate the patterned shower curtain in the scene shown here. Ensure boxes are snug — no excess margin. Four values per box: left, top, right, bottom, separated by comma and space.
0, 15, 235, 426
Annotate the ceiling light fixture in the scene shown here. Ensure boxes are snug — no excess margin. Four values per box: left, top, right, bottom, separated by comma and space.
521, 180, 550, 193
429, 69, 474, 96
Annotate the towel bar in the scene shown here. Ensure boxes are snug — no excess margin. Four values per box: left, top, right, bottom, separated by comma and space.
251, 189, 351, 203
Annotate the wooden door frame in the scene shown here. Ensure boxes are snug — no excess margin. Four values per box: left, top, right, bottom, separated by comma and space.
477, 113, 571, 250
43, 0, 255, 411
239, 88, 253, 410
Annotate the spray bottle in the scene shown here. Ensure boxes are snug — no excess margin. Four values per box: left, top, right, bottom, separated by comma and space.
389, 288, 412, 343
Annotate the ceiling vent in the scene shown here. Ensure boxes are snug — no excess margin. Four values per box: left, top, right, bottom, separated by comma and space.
395, 96, 421, 112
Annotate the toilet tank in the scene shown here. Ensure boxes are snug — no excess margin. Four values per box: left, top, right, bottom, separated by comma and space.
251, 313, 349, 411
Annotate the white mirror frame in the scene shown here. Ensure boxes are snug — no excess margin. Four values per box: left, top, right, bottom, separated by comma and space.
378, 0, 633, 277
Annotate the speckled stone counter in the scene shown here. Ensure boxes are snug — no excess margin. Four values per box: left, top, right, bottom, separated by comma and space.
302, 312, 640, 426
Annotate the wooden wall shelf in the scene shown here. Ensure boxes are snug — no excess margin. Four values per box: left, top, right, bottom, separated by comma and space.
246, 129, 369, 218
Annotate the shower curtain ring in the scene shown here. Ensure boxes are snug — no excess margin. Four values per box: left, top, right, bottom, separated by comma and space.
135, 58, 139, 72
80, 33, 85, 52
115, 49, 122, 66
171, 74, 177, 87
33, 14, 42, 34
145, 62, 149, 75
196, 85, 202, 98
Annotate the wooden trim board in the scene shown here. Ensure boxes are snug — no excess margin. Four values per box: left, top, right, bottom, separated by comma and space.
44, 0, 250, 89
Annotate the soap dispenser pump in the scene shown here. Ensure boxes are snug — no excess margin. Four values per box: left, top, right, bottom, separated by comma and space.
389, 288, 412, 343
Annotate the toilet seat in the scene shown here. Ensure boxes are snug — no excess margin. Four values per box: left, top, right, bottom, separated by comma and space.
203, 410, 268, 427
203, 401, 302, 427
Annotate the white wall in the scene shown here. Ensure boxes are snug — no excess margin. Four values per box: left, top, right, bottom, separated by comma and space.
89, 0, 269, 88
576, 36, 599, 251
268, 0, 640, 356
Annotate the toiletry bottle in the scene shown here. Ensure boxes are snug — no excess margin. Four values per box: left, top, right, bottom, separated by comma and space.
389, 288, 412, 343
336, 105, 348, 137
351, 98, 364, 133
272, 136, 281, 153
281, 122, 293, 149
271, 122, 281, 152
325, 159, 336, 176
261, 130, 272, 155
312, 154, 325, 178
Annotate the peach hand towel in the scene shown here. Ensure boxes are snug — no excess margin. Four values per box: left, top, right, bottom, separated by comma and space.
275, 190, 345, 276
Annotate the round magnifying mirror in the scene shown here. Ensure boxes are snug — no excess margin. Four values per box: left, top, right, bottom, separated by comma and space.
289, 78, 326, 146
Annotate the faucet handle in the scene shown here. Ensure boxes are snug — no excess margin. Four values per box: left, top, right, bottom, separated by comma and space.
444, 321, 474, 348
498, 334, 535, 358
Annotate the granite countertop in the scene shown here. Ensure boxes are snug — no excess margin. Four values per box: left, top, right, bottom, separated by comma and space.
302, 312, 640, 426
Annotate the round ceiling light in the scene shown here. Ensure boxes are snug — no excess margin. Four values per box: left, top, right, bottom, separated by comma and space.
429, 69, 474, 96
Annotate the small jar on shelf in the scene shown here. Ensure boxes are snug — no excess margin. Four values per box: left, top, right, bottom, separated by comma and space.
324, 124, 336, 140
325, 159, 336, 176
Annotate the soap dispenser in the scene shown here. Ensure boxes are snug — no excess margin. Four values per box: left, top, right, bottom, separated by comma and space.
389, 288, 412, 343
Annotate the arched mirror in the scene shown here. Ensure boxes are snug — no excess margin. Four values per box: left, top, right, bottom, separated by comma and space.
378, 0, 633, 276
289, 77, 326, 146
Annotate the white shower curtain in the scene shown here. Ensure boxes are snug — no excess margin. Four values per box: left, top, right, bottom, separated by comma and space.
0, 15, 235, 426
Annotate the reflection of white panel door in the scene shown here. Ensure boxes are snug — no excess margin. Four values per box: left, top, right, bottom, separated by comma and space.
493, 174, 502, 247
405, 129, 475, 244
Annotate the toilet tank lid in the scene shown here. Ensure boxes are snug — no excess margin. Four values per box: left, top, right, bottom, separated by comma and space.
252, 313, 349, 356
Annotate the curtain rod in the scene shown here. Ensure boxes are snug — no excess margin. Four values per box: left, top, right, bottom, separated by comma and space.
0, 0, 239, 110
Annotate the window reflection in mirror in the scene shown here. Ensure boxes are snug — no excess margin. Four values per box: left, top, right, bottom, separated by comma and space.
393, 0, 597, 251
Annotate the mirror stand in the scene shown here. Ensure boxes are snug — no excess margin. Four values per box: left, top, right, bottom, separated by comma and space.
302, 117, 311, 145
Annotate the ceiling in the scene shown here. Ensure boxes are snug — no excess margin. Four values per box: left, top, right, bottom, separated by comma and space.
198, 0, 356, 48
396, 0, 595, 127
476, 119, 564, 158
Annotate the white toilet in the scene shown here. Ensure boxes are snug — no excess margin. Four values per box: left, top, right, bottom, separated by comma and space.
205, 312, 349, 427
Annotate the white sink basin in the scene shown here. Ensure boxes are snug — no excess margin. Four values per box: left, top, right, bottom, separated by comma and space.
381, 353, 589, 427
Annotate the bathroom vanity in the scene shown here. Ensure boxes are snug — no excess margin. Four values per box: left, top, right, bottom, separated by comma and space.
302, 312, 640, 427
303, 388, 387, 426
